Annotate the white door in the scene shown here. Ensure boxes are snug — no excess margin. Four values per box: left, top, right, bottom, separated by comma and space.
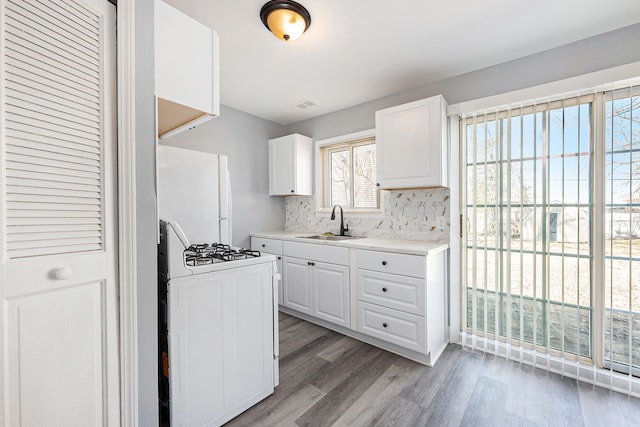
0, 0, 119, 425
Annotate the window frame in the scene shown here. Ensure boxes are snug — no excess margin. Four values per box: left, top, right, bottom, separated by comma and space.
315, 129, 384, 216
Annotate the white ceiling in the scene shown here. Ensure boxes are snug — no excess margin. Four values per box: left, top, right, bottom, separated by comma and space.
165, 0, 640, 125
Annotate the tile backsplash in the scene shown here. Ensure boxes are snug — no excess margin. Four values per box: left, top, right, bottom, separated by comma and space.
285, 188, 450, 242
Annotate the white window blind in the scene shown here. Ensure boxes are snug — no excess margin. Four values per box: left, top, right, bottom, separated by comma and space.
3, 0, 104, 259
461, 83, 640, 396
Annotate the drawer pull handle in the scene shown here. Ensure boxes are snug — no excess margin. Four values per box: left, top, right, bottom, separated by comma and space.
307, 261, 315, 266
382, 287, 387, 292
382, 322, 388, 328
382, 261, 387, 266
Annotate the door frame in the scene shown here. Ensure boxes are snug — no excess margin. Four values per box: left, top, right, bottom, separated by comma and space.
116, 1, 139, 425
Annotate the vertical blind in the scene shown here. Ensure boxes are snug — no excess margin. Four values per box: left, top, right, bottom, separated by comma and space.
461, 82, 640, 396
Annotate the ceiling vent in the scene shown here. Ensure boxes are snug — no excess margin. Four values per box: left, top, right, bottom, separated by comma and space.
294, 99, 316, 110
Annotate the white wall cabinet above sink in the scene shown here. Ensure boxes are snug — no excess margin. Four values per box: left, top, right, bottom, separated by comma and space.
155, 0, 220, 139
375, 95, 448, 189
269, 134, 313, 196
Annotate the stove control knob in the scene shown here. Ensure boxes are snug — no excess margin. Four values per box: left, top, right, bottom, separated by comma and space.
52, 267, 73, 280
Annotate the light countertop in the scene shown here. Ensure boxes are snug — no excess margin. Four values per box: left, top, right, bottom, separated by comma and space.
250, 231, 449, 256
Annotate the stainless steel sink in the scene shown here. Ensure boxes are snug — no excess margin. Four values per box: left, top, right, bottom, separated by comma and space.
297, 234, 363, 241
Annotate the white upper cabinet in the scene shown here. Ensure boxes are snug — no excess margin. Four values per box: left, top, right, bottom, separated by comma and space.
375, 95, 448, 189
155, 0, 220, 139
269, 134, 313, 196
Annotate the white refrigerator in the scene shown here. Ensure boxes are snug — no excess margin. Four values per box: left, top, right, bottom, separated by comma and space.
157, 145, 232, 245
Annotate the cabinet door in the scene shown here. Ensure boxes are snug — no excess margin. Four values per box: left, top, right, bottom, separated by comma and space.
313, 262, 350, 327
155, 0, 214, 114
269, 136, 295, 195
283, 257, 312, 313
376, 95, 447, 189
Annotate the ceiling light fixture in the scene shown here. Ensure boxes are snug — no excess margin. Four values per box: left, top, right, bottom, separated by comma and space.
260, 0, 311, 42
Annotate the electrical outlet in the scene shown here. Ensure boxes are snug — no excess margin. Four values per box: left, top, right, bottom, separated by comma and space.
436, 216, 447, 231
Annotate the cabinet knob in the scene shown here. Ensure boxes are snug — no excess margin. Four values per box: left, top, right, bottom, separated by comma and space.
382, 287, 387, 292
262, 244, 266, 247
291, 190, 294, 193
382, 322, 388, 328
307, 261, 315, 266
52, 267, 73, 280
382, 261, 387, 266
277, 256, 282, 260
376, 183, 380, 187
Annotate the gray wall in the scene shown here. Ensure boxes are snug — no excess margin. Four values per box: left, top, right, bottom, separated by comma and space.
160, 105, 287, 248
135, 0, 158, 424
286, 23, 640, 139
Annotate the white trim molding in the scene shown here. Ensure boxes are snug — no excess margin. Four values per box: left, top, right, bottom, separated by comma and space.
448, 61, 640, 116
117, 1, 138, 425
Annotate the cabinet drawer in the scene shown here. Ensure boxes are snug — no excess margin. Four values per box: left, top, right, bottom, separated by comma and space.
357, 270, 424, 315
356, 250, 425, 278
357, 302, 426, 353
283, 241, 349, 266
251, 237, 283, 255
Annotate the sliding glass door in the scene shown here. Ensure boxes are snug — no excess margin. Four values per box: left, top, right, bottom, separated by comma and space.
604, 89, 640, 375
462, 85, 639, 375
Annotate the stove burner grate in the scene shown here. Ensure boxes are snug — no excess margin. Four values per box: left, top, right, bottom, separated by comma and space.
184, 244, 261, 266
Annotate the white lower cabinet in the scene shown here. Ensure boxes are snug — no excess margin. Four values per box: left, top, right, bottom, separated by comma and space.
355, 249, 447, 365
282, 241, 350, 328
254, 236, 448, 366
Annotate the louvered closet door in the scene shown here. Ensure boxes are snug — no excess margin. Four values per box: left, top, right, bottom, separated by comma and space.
0, 0, 119, 425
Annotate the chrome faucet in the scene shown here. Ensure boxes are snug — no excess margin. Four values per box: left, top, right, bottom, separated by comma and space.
330, 204, 348, 236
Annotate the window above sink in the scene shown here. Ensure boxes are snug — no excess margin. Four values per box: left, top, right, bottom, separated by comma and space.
315, 129, 383, 216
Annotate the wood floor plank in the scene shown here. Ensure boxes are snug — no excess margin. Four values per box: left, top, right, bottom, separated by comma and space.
374, 396, 423, 427
578, 381, 640, 427
316, 335, 362, 363
279, 318, 332, 357
504, 364, 584, 426
409, 348, 485, 426
332, 357, 423, 427
232, 383, 326, 427
295, 350, 397, 427
279, 312, 303, 329
459, 375, 509, 426
400, 343, 461, 408
308, 341, 382, 393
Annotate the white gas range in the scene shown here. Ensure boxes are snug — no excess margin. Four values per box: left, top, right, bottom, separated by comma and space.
158, 220, 280, 426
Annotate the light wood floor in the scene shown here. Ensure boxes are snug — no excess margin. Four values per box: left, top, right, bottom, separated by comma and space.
225, 312, 640, 427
